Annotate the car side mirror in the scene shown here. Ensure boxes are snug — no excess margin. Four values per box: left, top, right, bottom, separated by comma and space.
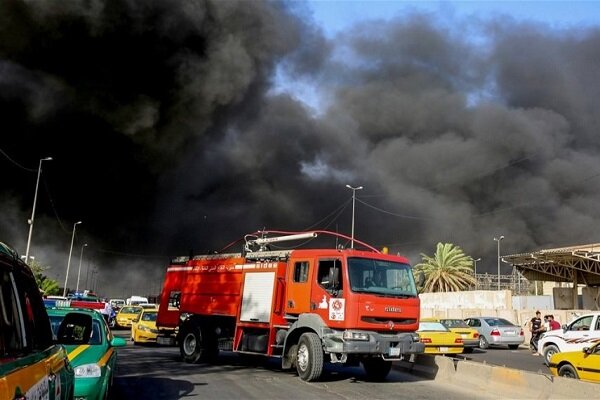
562, 324, 568, 331
111, 337, 127, 347
56, 312, 93, 345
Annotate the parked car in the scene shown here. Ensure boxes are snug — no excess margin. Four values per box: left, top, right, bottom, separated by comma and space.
548, 342, 600, 383
538, 312, 600, 366
109, 298, 126, 311
464, 317, 524, 349
47, 307, 126, 400
131, 307, 160, 344
433, 318, 480, 353
0, 241, 91, 400
115, 305, 143, 329
417, 320, 464, 354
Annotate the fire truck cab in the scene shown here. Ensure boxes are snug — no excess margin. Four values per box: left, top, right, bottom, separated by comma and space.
156, 231, 424, 381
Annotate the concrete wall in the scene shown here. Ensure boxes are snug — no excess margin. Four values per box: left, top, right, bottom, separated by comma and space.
512, 295, 553, 310
419, 290, 512, 309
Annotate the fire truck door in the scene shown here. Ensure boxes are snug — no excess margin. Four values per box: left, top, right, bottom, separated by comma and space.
312, 258, 344, 323
285, 260, 312, 314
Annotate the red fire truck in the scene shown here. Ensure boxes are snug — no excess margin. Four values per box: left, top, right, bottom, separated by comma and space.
156, 230, 424, 381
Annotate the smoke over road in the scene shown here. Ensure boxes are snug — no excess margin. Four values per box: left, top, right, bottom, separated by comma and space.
1, 1, 599, 296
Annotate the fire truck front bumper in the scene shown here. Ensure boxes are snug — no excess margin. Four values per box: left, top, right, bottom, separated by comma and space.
322, 330, 425, 360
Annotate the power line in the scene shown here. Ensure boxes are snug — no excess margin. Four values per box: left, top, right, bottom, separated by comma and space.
0, 146, 36, 172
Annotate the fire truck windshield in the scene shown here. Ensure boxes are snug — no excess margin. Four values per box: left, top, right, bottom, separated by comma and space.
348, 257, 418, 297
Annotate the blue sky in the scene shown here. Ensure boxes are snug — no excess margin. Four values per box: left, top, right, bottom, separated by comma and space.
306, 1, 600, 36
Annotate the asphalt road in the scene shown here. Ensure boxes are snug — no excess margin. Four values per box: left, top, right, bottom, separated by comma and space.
110, 332, 503, 400
456, 345, 551, 375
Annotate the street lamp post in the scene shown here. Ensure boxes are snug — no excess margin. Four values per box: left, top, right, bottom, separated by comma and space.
345, 184, 363, 248
76, 243, 88, 292
63, 221, 82, 296
25, 157, 52, 262
472, 257, 481, 288
493, 236, 504, 290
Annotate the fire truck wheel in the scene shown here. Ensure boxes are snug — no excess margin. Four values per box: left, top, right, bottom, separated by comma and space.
180, 324, 204, 363
296, 332, 324, 382
362, 358, 392, 381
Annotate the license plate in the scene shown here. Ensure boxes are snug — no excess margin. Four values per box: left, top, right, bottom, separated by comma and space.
157, 337, 175, 346
461, 334, 468, 338
439, 347, 449, 352
390, 347, 400, 356
504, 331, 515, 336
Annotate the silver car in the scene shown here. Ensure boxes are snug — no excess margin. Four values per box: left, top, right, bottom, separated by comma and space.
464, 317, 525, 349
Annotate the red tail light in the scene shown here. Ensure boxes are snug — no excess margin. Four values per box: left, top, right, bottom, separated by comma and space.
490, 329, 501, 336
420, 338, 432, 343
519, 329, 524, 336
473, 332, 479, 338
455, 338, 463, 344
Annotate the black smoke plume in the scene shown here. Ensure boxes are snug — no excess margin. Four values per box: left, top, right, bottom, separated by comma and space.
1, 1, 599, 297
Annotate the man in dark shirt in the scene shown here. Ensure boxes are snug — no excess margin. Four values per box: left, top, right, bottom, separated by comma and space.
529, 311, 544, 353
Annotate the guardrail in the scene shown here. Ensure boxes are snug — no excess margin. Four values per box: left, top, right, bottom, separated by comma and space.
395, 355, 597, 398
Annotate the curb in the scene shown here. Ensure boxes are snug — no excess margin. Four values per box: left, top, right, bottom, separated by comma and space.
394, 355, 598, 398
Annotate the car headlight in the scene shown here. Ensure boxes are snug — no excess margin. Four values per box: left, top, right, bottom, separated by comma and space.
343, 331, 370, 341
138, 325, 151, 332
74, 363, 101, 378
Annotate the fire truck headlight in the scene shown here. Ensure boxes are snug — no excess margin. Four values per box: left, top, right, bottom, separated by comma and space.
343, 331, 370, 341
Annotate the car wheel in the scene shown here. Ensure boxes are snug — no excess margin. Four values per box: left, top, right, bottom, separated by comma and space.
558, 363, 579, 379
479, 335, 489, 349
543, 344, 559, 366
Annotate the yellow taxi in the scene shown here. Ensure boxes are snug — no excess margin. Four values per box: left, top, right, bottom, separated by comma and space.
549, 342, 600, 383
428, 317, 480, 353
115, 305, 143, 328
417, 319, 464, 355
131, 307, 160, 344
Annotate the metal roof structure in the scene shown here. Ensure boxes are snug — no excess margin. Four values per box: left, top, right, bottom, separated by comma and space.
502, 243, 600, 286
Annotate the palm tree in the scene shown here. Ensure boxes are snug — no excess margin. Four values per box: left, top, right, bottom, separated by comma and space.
415, 242, 476, 292
28, 259, 61, 295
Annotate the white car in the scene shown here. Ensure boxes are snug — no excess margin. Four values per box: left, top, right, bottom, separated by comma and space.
537, 312, 600, 365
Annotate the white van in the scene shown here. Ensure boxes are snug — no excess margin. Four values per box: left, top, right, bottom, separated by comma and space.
126, 296, 149, 306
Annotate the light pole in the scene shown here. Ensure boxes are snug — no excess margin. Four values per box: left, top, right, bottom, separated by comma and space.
75, 243, 88, 293
472, 257, 481, 288
345, 184, 363, 248
63, 221, 82, 296
25, 156, 52, 262
494, 236, 504, 290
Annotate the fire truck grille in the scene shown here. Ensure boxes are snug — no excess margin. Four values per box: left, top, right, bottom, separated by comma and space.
360, 317, 417, 325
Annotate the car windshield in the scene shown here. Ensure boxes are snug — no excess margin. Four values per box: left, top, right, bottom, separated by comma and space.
49, 315, 103, 345
418, 322, 449, 332
348, 257, 417, 297
141, 312, 157, 322
484, 318, 514, 327
441, 319, 469, 328
120, 307, 142, 314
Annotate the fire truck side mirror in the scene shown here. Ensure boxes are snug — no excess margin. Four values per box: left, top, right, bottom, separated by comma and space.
328, 267, 340, 290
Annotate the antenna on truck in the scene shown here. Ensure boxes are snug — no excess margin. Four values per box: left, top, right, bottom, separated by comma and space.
244, 232, 318, 253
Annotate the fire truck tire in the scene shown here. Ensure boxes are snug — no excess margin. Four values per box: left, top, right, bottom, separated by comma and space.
362, 358, 392, 381
180, 323, 218, 363
180, 324, 204, 363
296, 332, 324, 382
